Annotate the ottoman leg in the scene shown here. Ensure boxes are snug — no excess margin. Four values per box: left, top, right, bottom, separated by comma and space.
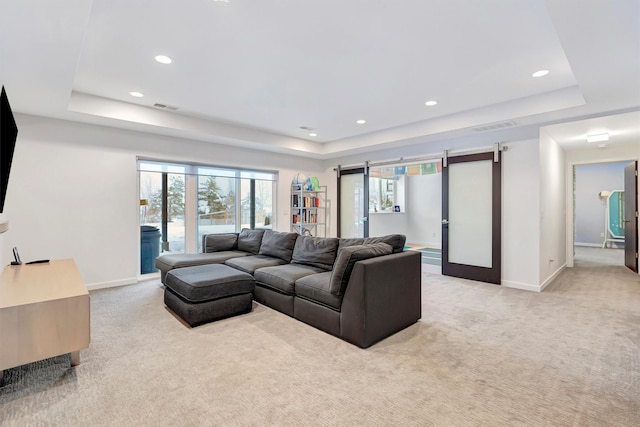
164, 288, 253, 327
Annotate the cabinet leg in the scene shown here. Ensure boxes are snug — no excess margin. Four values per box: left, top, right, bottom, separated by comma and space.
70, 351, 80, 366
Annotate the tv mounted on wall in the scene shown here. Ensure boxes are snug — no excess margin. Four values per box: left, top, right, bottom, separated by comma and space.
0, 86, 18, 213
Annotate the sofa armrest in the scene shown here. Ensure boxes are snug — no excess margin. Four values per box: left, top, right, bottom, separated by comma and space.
340, 251, 422, 348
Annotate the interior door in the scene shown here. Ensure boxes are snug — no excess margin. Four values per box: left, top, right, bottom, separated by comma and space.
338, 167, 369, 238
624, 161, 638, 272
442, 151, 501, 284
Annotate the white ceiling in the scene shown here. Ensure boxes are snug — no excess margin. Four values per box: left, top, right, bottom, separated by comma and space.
1, 0, 639, 158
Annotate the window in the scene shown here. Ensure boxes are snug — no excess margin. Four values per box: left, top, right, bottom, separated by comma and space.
139, 160, 277, 254
369, 168, 405, 213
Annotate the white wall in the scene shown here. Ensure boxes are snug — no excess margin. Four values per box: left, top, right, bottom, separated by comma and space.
539, 129, 566, 289
3, 114, 328, 288
501, 139, 541, 290
6, 135, 138, 288
370, 212, 408, 238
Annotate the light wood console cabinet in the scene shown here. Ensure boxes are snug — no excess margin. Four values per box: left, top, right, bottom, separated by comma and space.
0, 259, 90, 381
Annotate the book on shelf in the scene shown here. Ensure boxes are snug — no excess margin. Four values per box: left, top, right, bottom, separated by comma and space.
301, 196, 320, 208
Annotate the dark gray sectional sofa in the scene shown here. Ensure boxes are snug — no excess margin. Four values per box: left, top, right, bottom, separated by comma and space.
156, 229, 422, 348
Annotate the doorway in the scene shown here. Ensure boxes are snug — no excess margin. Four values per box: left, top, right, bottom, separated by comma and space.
572, 160, 636, 269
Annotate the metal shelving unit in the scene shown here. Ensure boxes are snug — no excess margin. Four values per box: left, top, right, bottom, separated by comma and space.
291, 184, 326, 237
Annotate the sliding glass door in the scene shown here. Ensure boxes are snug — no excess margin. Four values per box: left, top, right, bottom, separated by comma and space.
338, 167, 369, 238
139, 164, 187, 254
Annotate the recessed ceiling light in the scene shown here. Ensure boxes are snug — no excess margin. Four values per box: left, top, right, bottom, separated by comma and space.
129, 91, 144, 97
532, 69, 549, 78
356, 119, 367, 124
155, 55, 173, 64
586, 133, 610, 143
309, 133, 317, 137
425, 100, 438, 106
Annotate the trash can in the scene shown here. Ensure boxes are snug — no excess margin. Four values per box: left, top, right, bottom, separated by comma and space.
140, 225, 161, 274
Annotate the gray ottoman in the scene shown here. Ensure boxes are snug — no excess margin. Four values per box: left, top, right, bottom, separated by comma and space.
155, 251, 249, 284
164, 264, 255, 327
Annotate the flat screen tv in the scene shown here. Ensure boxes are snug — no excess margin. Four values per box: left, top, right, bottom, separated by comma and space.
0, 86, 18, 213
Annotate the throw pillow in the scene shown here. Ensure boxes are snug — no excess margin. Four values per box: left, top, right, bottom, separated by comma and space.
329, 242, 393, 296
337, 237, 366, 252
364, 234, 406, 253
237, 228, 265, 254
259, 230, 299, 262
291, 236, 339, 271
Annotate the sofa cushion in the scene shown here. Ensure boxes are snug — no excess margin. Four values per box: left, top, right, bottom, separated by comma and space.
259, 230, 299, 262
295, 272, 341, 311
165, 264, 255, 302
202, 233, 238, 253
255, 264, 325, 295
329, 242, 393, 296
237, 228, 265, 254
225, 254, 287, 274
155, 251, 248, 271
291, 236, 339, 271
364, 234, 406, 253
337, 237, 366, 252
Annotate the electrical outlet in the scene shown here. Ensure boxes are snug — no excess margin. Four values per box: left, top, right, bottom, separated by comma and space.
600, 232, 605, 237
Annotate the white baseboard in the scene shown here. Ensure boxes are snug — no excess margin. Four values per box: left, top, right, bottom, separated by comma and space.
501, 280, 542, 292
540, 263, 567, 292
501, 263, 566, 292
86, 277, 138, 291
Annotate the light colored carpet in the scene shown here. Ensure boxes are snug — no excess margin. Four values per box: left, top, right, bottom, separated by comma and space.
1, 258, 639, 426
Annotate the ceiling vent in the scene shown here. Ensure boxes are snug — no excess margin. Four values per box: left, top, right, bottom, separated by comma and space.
153, 103, 178, 111
472, 121, 517, 133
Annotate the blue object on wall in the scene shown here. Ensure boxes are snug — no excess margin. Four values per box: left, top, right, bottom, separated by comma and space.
608, 190, 625, 238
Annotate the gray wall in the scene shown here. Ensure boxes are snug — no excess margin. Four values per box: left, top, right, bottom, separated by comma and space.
574, 161, 629, 246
